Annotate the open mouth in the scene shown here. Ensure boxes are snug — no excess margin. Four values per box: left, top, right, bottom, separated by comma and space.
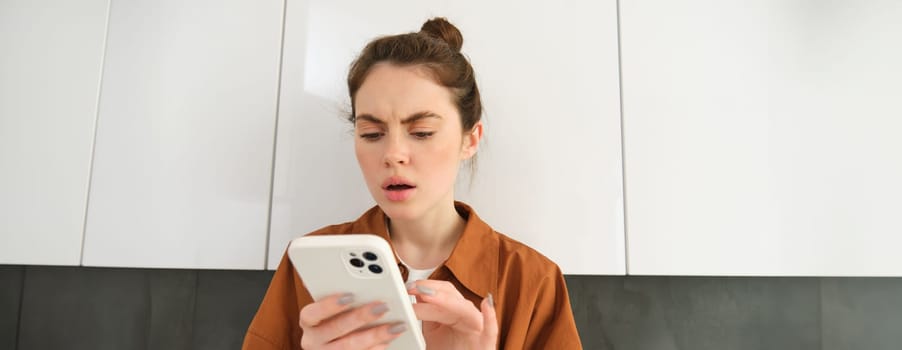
385, 184, 415, 191
382, 177, 416, 201
382, 176, 416, 190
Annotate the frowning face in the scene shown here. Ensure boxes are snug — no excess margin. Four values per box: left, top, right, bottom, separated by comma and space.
353, 63, 480, 222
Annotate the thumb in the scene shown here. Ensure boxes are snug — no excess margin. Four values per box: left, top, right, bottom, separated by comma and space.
481, 293, 499, 347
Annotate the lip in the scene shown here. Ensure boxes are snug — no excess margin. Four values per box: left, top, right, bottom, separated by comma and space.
383, 187, 415, 201
381, 176, 415, 190
381, 176, 416, 202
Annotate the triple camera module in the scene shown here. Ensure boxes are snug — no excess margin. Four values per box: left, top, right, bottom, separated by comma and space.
349, 251, 382, 274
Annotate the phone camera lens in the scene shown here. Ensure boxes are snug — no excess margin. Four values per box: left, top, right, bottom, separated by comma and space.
368, 264, 383, 274
349, 258, 364, 268
362, 252, 378, 261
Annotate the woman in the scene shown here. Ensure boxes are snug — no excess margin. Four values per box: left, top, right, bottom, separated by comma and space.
243, 17, 582, 349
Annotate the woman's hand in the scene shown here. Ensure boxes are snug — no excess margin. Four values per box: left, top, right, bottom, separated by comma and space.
298, 293, 407, 349
407, 280, 499, 350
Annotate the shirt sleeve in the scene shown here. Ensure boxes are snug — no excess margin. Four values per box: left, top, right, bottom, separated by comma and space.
523, 265, 583, 349
242, 251, 311, 350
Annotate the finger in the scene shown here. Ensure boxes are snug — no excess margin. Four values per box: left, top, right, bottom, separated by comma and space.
299, 293, 356, 328
408, 283, 481, 332
312, 302, 390, 345
324, 322, 407, 350
412, 302, 463, 325
406, 280, 466, 301
407, 281, 469, 308
481, 293, 499, 346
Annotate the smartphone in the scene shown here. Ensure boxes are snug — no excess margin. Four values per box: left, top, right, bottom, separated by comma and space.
288, 234, 426, 350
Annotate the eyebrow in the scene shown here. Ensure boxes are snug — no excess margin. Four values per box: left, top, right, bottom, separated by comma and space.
355, 111, 443, 125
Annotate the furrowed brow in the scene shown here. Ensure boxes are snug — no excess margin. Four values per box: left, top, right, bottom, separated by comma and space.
355, 114, 385, 125
401, 111, 442, 124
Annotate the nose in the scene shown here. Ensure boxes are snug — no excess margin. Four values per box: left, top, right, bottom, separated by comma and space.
383, 134, 409, 167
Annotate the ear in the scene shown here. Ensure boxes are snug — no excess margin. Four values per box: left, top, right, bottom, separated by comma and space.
460, 121, 483, 160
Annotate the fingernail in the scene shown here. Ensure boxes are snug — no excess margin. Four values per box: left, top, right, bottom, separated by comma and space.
405, 281, 416, 290
371, 303, 389, 315
416, 285, 435, 296
487, 292, 495, 308
337, 293, 355, 306
388, 323, 407, 334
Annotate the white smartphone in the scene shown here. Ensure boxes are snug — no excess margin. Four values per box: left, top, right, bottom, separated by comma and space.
288, 234, 426, 350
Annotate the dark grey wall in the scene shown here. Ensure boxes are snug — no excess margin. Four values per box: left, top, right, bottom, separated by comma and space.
2, 265, 900, 349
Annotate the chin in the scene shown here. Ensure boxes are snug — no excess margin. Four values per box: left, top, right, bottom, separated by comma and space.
376, 200, 421, 221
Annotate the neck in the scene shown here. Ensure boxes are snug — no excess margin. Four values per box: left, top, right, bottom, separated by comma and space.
388, 201, 466, 269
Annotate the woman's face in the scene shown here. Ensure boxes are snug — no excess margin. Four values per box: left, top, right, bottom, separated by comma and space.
353, 63, 480, 221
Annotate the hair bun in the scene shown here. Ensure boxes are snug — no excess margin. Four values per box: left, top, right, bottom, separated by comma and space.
420, 17, 463, 52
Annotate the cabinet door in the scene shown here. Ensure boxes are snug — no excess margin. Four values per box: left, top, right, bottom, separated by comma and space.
622, 0, 902, 275
269, 0, 624, 274
0, 0, 109, 265
82, 0, 283, 269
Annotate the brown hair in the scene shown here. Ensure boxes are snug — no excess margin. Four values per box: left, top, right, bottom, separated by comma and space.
346, 17, 482, 135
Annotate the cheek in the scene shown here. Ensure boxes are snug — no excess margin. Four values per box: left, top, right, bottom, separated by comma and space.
354, 143, 380, 177
421, 139, 462, 179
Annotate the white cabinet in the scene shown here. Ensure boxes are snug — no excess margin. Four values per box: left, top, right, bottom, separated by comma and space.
81, 0, 284, 269
621, 0, 902, 275
269, 0, 624, 274
0, 0, 109, 265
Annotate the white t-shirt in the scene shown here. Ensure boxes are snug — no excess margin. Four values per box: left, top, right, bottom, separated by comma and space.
399, 258, 437, 333
404, 263, 437, 283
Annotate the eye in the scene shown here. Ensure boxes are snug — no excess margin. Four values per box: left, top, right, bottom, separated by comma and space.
359, 132, 384, 141
411, 131, 435, 140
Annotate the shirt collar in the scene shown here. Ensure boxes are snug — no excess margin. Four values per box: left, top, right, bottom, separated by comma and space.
443, 201, 499, 298
351, 201, 499, 298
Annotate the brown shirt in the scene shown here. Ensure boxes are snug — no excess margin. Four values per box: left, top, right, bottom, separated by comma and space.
242, 202, 583, 349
